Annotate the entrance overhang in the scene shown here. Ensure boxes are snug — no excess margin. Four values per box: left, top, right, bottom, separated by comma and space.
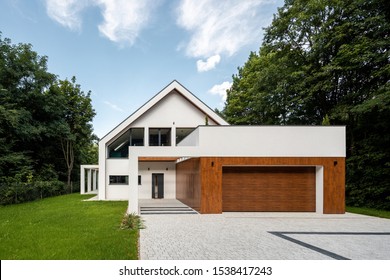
138, 157, 179, 162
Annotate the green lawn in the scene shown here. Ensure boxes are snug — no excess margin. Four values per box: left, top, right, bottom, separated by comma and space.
346, 206, 390, 219
0, 194, 138, 260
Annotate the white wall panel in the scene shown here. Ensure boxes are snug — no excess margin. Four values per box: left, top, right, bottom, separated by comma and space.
105, 159, 130, 200
138, 162, 176, 199
106, 185, 129, 200
131, 91, 216, 128
178, 126, 346, 157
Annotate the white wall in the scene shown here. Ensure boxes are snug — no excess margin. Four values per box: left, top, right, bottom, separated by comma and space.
98, 141, 106, 200
106, 185, 129, 200
106, 159, 130, 200
138, 162, 176, 199
178, 126, 346, 157
315, 166, 324, 214
178, 127, 200, 146
131, 91, 217, 128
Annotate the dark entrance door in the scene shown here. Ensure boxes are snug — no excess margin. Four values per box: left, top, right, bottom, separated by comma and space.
152, 173, 164, 199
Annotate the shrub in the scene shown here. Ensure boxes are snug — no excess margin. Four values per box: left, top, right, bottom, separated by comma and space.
0, 176, 66, 205
120, 213, 144, 230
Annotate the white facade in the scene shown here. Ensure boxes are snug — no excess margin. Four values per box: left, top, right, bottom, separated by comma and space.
178, 126, 346, 157
96, 80, 228, 201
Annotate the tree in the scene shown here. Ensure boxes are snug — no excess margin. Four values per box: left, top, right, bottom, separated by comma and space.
57, 77, 96, 193
223, 0, 390, 209
0, 33, 97, 203
0, 33, 62, 177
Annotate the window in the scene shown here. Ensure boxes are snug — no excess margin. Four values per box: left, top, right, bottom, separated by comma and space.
176, 128, 195, 145
138, 175, 142, 185
130, 128, 144, 146
108, 128, 145, 158
149, 128, 171, 146
108, 131, 130, 158
109, 176, 129, 185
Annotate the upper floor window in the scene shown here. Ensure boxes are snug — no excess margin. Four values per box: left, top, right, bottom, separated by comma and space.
108, 135, 129, 158
130, 128, 144, 146
149, 128, 171, 146
108, 128, 144, 158
176, 128, 195, 145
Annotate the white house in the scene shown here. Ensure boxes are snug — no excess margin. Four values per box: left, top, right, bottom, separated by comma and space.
81, 80, 346, 214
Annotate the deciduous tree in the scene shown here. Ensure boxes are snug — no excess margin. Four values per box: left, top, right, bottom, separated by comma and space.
0, 33, 96, 203
223, 0, 390, 209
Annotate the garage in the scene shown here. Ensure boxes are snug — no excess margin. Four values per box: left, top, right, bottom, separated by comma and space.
222, 166, 316, 212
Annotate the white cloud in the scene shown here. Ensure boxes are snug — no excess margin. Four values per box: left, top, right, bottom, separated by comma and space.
45, 0, 89, 30
209, 81, 232, 103
196, 54, 221, 72
44, 0, 159, 45
104, 101, 124, 112
176, 0, 271, 59
96, 0, 158, 46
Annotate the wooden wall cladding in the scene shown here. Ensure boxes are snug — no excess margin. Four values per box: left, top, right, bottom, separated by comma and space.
222, 166, 316, 212
197, 157, 345, 214
199, 158, 223, 213
175, 158, 201, 211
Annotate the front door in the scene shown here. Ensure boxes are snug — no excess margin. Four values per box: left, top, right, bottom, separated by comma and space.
152, 173, 164, 199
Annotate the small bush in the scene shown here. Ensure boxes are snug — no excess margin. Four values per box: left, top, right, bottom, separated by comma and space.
120, 212, 144, 230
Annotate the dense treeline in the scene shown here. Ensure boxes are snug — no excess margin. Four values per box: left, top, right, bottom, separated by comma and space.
223, 0, 390, 209
0, 33, 97, 205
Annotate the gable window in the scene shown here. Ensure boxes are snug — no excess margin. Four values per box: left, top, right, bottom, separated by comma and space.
176, 128, 195, 145
109, 175, 129, 185
108, 128, 144, 158
108, 134, 129, 158
149, 128, 171, 146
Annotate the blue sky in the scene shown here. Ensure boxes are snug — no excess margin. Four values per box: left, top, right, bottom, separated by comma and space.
0, 0, 283, 138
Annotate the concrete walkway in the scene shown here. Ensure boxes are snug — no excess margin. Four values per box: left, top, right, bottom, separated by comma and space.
139, 208, 390, 260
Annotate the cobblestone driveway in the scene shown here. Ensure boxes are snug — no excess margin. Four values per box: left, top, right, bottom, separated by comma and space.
139, 210, 390, 260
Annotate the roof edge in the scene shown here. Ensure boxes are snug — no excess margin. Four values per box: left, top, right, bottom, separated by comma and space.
99, 80, 229, 143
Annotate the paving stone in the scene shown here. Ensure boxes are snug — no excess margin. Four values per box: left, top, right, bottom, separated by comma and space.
139, 206, 390, 260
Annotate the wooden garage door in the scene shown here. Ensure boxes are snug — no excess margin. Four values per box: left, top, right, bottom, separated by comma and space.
222, 166, 315, 212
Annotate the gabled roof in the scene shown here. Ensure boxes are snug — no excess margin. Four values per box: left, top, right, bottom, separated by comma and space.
100, 80, 229, 144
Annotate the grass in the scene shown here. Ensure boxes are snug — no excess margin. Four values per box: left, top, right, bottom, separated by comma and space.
0, 193, 139, 260
346, 206, 390, 219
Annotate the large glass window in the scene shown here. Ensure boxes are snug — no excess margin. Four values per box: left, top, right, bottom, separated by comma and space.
108, 131, 129, 158
176, 128, 195, 145
149, 128, 171, 146
109, 175, 129, 185
108, 128, 144, 158
130, 128, 144, 146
